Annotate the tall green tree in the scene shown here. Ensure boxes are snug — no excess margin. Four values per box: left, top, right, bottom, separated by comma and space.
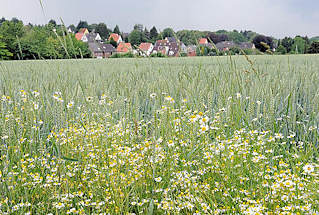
143, 27, 150, 40
162, 28, 174, 38
0, 37, 12, 59
150, 26, 158, 42
0, 17, 6, 26
0, 19, 25, 59
291, 36, 307, 54
88, 23, 97, 32
68, 24, 76, 32
76, 21, 89, 32
113, 25, 120, 34
48, 19, 57, 26
281, 37, 294, 53
308, 42, 319, 54
129, 30, 145, 46
133, 24, 143, 32
96, 23, 110, 40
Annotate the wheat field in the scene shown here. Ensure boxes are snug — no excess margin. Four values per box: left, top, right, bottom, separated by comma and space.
0, 55, 318, 214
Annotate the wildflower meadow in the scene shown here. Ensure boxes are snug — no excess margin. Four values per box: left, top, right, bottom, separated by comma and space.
0, 55, 318, 214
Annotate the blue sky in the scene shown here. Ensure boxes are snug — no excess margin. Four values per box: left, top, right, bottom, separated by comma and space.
1, 0, 318, 38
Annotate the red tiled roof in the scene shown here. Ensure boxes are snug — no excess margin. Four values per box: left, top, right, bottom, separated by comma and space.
117, 42, 132, 53
199, 38, 208, 44
78, 28, 88, 34
139, 43, 152, 51
109, 33, 121, 43
75, 33, 84, 41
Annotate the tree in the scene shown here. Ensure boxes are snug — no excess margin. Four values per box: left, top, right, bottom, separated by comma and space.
68, 24, 76, 32
143, 27, 150, 40
150, 26, 158, 42
0, 37, 13, 59
276, 45, 287, 55
227, 30, 248, 43
0, 17, 6, 26
308, 42, 319, 54
252, 35, 273, 52
162, 28, 174, 38
207, 32, 228, 44
291, 36, 307, 54
129, 30, 145, 46
0, 20, 25, 59
281, 37, 294, 53
133, 24, 143, 32
113, 25, 120, 34
48, 19, 57, 26
242, 30, 257, 41
96, 23, 110, 40
176, 30, 206, 46
76, 21, 89, 32
11, 17, 20, 24
88, 23, 97, 32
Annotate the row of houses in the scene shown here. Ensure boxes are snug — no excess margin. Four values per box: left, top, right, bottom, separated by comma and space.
75, 28, 256, 58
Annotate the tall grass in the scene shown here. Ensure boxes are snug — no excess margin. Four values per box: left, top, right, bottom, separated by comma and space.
0, 55, 318, 214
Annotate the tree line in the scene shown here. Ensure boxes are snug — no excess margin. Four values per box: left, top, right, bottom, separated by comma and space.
0, 17, 319, 60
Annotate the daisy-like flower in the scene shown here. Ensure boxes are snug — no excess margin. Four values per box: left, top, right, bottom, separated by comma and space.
67, 101, 74, 109
55, 202, 65, 209
303, 164, 314, 174
155, 177, 162, 182
150, 93, 157, 99
53, 92, 63, 103
31, 90, 40, 97
33, 102, 39, 110
200, 124, 208, 133
281, 195, 289, 202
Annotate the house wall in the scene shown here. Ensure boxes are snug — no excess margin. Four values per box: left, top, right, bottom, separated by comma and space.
93, 52, 103, 58
147, 44, 154, 56
104, 52, 113, 58
117, 36, 123, 44
188, 50, 196, 57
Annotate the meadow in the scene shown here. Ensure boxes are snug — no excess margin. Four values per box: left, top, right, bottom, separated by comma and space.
0, 55, 318, 214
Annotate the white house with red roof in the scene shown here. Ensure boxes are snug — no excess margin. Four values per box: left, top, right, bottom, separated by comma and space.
139, 43, 154, 56
109, 33, 123, 44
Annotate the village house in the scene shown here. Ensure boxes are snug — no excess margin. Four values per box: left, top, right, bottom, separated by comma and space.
100, 44, 116, 58
109, 33, 123, 44
88, 42, 104, 59
187, 45, 197, 57
239, 42, 255, 50
199, 38, 208, 45
88, 42, 116, 58
82, 32, 102, 43
152, 38, 180, 56
75, 28, 89, 41
215, 41, 237, 51
139, 43, 154, 56
180, 43, 187, 53
117, 42, 132, 53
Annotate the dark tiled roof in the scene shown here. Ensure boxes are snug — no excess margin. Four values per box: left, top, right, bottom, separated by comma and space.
152, 39, 179, 56
239, 42, 254, 49
215, 41, 236, 50
166, 37, 177, 43
89, 42, 115, 53
101, 44, 116, 52
88, 42, 103, 53
86, 33, 101, 43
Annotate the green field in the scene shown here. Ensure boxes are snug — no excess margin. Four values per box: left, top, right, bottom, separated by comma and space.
0, 55, 318, 214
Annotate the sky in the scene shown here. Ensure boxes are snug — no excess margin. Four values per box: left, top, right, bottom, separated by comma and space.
1, 0, 318, 38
